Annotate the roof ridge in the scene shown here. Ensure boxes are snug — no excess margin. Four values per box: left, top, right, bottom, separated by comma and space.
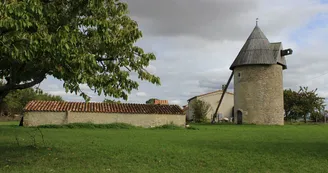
24, 100, 184, 115
187, 89, 234, 101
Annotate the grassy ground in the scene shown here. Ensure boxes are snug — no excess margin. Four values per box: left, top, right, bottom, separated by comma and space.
1, 122, 328, 173
0, 121, 20, 126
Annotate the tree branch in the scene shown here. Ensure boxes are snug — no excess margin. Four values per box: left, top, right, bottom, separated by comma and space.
124, 65, 131, 72
96, 57, 115, 61
0, 74, 46, 92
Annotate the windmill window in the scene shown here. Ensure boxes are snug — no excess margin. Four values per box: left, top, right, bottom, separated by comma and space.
238, 73, 241, 77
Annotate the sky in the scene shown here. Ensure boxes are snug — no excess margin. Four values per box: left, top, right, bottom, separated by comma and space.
38, 0, 328, 107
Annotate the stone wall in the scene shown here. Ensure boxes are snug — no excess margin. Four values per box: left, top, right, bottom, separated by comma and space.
23, 112, 185, 127
23, 112, 67, 126
233, 64, 284, 125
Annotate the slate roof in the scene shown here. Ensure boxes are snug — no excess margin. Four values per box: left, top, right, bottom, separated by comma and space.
24, 100, 184, 115
229, 25, 287, 70
271, 42, 287, 69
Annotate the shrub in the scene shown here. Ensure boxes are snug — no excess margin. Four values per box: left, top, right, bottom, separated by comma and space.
191, 100, 211, 123
37, 123, 138, 129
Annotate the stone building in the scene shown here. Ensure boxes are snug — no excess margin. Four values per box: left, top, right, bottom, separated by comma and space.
230, 23, 292, 125
187, 90, 234, 122
22, 100, 185, 127
153, 99, 169, 105
146, 99, 168, 105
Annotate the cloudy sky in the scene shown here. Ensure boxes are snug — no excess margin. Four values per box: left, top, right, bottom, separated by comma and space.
38, 0, 328, 107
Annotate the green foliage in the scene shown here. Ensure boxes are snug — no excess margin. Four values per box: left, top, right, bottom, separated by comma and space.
310, 111, 325, 122
284, 86, 325, 123
284, 89, 304, 121
146, 98, 158, 104
103, 99, 121, 104
191, 99, 211, 123
37, 122, 196, 130
1, 86, 63, 116
0, 0, 160, 103
37, 123, 138, 129
151, 122, 184, 130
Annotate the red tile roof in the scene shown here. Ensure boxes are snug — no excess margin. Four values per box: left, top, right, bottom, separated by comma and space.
24, 101, 184, 115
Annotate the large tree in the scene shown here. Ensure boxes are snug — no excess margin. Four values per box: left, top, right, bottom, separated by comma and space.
284, 86, 325, 123
283, 89, 302, 121
0, 0, 160, 103
297, 87, 325, 123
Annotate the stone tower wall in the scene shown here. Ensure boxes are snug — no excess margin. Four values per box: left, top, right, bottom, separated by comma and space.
233, 64, 284, 125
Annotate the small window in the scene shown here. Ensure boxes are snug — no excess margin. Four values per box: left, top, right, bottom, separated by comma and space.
238, 73, 241, 77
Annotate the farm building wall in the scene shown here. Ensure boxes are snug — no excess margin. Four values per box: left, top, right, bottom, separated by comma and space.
187, 92, 234, 121
23, 112, 185, 127
23, 112, 67, 126
187, 99, 196, 121
233, 64, 284, 125
197, 92, 234, 121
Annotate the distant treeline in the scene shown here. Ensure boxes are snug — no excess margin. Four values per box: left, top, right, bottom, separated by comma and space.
0, 87, 63, 116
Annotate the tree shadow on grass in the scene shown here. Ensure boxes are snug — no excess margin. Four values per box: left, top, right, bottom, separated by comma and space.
174, 139, 328, 160
0, 144, 60, 167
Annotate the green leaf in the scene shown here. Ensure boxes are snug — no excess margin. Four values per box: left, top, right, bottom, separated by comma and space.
0, 0, 160, 103
64, 25, 69, 32
65, 44, 69, 49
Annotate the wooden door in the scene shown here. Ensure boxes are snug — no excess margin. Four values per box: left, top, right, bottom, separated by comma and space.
237, 110, 242, 125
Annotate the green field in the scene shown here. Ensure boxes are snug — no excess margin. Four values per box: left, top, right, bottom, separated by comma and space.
1, 122, 328, 173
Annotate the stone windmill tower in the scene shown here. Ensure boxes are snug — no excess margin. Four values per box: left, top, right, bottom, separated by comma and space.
213, 21, 293, 125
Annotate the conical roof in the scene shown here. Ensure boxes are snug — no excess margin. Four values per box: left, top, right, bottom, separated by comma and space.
229, 25, 281, 70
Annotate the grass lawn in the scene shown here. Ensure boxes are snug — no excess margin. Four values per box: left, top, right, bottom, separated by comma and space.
1, 122, 328, 173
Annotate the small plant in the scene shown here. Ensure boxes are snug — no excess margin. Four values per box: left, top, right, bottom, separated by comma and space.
185, 126, 199, 130
13, 127, 46, 148
37, 123, 138, 129
152, 124, 184, 130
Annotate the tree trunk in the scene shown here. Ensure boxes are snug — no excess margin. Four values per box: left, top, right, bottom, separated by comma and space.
304, 115, 307, 123
0, 90, 10, 106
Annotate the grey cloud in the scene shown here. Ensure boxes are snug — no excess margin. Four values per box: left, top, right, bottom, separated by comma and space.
36, 0, 328, 108
198, 78, 234, 91
123, 0, 259, 40
123, 0, 327, 41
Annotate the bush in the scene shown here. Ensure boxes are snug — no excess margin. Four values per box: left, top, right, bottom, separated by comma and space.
37, 122, 200, 130
190, 100, 211, 123
37, 123, 138, 129
310, 111, 325, 122
185, 126, 199, 130
151, 122, 187, 130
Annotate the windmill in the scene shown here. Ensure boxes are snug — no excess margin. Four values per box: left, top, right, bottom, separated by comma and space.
212, 19, 293, 125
